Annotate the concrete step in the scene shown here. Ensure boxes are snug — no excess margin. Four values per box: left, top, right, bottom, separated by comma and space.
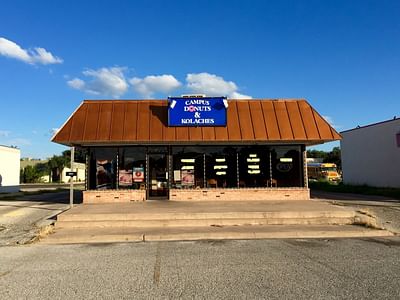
56, 217, 356, 228
56, 210, 357, 228
57, 210, 356, 222
42, 224, 394, 244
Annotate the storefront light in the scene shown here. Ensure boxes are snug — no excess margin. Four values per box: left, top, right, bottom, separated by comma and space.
248, 165, 259, 169
216, 171, 226, 175
214, 165, 228, 169
248, 170, 260, 174
280, 158, 293, 162
247, 158, 260, 162
181, 158, 195, 163
181, 165, 194, 170
215, 158, 226, 162
249, 154, 257, 158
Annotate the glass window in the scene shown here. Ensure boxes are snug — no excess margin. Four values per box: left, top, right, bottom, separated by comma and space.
271, 146, 302, 187
172, 147, 204, 189
118, 147, 146, 190
205, 146, 237, 188
238, 146, 270, 188
88, 148, 117, 190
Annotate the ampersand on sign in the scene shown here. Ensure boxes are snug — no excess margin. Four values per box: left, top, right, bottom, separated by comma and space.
194, 112, 201, 118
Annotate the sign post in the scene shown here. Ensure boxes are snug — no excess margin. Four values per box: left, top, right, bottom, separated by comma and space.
69, 146, 75, 208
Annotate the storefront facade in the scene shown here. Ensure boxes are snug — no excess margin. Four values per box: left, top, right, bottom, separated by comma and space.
52, 98, 340, 203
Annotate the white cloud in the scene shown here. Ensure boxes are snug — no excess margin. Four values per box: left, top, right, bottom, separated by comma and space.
50, 128, 59, 136
67, 67, 129, 98
33, 47, 63, 64
130, 75, 181, 98
66, 70, 250, 99
186, 73, 252, 99
230, 91, 252, 99
0, 37, 63, 65
0, 38, 30, 63
0, 130, 10, 137
67, 78, 85, 90
322, 115, 340, 129
6, 138, 31, 146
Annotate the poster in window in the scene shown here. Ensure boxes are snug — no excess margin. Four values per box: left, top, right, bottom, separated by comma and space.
132, 167, 144, 182
173, 170, 181, 182
119, 169, 132, 186
181, 169, 194, 185
96, 159, 113, 189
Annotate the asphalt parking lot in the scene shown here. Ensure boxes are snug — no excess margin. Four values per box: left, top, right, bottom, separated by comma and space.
0, 238, 399, 299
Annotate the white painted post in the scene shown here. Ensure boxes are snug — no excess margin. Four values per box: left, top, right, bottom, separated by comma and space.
70, 146, 75, 208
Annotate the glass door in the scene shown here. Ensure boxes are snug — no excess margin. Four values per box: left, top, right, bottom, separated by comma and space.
147, 153, 169, 200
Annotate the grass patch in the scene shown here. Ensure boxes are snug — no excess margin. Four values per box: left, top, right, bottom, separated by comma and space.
309, 181, 400, 200
21, 188, 67, 195
0, 188, 69, 200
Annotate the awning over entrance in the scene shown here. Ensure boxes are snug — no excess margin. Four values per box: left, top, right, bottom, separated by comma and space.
52, 99, 341, 146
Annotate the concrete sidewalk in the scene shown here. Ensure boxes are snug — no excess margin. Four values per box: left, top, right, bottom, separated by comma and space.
41, 199, 393, 244
0, 200, 69, 245
0, 190, 81, 245
43, 224, 391, 244
312, 190, 400, 234
57, 199, 358, 220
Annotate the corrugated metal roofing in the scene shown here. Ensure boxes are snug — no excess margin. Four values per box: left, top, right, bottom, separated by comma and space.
52, 99, 341, 146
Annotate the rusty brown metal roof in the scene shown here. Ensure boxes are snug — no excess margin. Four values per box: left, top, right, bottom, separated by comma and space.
52, 99, 341, 146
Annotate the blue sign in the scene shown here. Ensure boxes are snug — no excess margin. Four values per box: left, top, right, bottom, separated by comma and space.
168, 97, 227, 127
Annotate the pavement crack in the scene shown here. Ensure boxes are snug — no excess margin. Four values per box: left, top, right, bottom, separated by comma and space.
153, 243, 161, 286
0, 270, 11, 278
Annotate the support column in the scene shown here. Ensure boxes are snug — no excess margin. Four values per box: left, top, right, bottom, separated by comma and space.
303, 145, 308, 188
269, 151, 273, 187
85, 148, 88, 191
70, 146, 75, 208
168, 146, 173, 190
236, 152, 240, 188
116, 150, 119, 190
203, 153, 206, 188
145, 150, 149, 200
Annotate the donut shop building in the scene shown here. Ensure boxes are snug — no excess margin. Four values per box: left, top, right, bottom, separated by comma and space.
52, 97, 340, 203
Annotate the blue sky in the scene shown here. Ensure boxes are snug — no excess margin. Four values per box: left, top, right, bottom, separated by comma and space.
1, 0, 399, 158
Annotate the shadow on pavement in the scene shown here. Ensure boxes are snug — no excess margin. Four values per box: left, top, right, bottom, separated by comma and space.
1, 190, 83, 204
311, 189, 400, 203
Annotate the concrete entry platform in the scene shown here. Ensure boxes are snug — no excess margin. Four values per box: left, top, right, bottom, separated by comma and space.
43, 200, 393, 244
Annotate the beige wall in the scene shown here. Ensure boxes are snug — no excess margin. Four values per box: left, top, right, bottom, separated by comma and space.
0, 146, 20, 192
341, 119, 400, 188
170, 188, 310, 201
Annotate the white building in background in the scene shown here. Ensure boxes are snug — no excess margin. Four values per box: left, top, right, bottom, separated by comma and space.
60, 162, 86, 183
39, 162, 86, 183
341, 118, 400, 188
0, 145, 20, 193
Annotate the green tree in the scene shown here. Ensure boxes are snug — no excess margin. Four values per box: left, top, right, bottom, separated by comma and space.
323, 147, 341, 169
307, 147, 342, 169
307, 149, 328, 161
20, 165, 45, 183
62, 148, 86, 164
